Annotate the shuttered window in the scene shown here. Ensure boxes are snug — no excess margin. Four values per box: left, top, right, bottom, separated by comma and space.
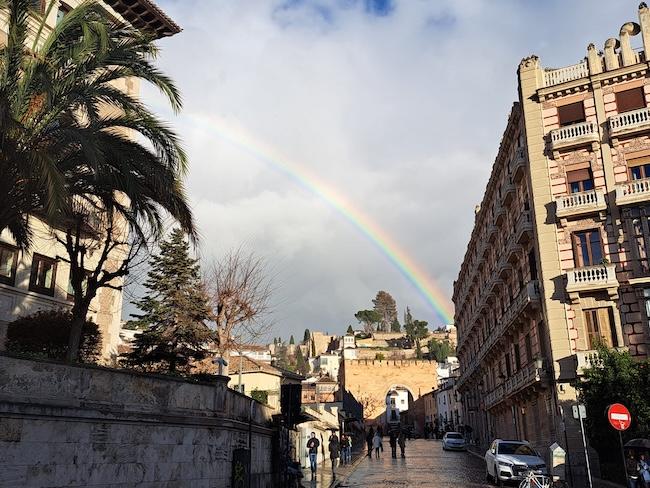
616, 87, 646, 113
0, 243, 18, 286
558, 102, 586, 126
583, 308, 617, 348
566, 168, 594, 193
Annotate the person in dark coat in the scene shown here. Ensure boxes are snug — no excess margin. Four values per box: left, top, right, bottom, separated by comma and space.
328, 432, 340, 473
366, 427, 374, 457
306, 432, 320, 480
389, 431, 397, 458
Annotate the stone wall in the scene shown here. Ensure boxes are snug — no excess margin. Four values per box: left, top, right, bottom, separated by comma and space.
0, 354, 275, 487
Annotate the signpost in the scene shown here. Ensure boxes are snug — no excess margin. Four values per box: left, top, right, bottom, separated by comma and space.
573, 403, 592, 488
607, 403, 632, 483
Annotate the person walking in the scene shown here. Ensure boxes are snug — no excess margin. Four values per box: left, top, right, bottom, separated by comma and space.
372, 431, 382, 459
306, 432, 320, 480
366, 428, 374, 458
398, 430, 406, 458
638, 453, 650, 488
328, 432, 340, 473
389, 430, 397, 459
340, 434, 351, 465
628, 452, 640, 488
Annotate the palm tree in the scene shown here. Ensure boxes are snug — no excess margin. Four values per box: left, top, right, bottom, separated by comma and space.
0, 0, 193, 248
0, 0, 195, 360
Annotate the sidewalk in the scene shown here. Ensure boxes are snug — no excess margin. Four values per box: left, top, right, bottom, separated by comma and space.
301, 449, 366, 488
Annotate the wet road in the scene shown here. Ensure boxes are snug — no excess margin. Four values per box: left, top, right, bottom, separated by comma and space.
340, 439, 490, 487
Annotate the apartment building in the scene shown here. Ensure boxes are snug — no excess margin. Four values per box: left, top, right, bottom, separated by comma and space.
0, 0, 180, 360
453, 4, 650, 482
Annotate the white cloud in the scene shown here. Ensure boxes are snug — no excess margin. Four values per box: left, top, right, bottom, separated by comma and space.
129, 0, 642, 337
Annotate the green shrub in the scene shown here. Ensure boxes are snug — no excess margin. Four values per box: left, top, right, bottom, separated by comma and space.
251, 388, 269, 405
6, 309, 101, 362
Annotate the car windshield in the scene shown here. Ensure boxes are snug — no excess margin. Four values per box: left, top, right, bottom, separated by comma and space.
447, 433, 463, 439
498, 443, 536, 456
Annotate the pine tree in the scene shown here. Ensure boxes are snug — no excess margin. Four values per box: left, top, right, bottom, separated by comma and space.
390, 318, 401, 333
295, 347, 310, 376
373, 291, 397, 332
122, 229, 214, 375
303, 328, 311, 343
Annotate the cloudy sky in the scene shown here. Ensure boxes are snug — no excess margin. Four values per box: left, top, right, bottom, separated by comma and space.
131, 0, 640, 340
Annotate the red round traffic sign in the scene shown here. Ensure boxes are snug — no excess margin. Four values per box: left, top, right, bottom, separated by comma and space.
608, 403, 632, 431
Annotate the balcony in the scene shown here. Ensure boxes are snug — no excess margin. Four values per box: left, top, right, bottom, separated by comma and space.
555, 188, 607, 220
514, 211, 533, 244
615, 177, 650, 206
609, 107, 650, 143
574, 348, 627, 376
543, 61, 589, 88
502, 180, 516, 206
504, 362, 543, 398
549, 121, 599, 154
485, 384, 504, 410
511, 148, 527, 182
566, 263, 618, 294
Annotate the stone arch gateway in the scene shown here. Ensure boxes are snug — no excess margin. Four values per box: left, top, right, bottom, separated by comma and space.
340, 359, 438, 423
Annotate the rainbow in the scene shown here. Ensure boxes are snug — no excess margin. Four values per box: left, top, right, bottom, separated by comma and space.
186, 112, 454, 325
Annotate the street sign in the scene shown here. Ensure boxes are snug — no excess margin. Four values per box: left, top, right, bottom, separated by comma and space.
607, 403, 631, 431
572, 404, 587, 419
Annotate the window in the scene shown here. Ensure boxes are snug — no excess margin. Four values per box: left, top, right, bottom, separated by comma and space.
513, 343, 521, 371
628, 157, 650, 180
29, 254, 57, 296
616, 87, 646, 113
572, 230, 603, 267
583, 308, 617, 348
567, 168, 594, 193
558, 101, 586, 126
525, 334, 533, 363
624, 206, 650, 273
0, 243, 19, 286
56, 4, 71, 24
529, 250, 538, 280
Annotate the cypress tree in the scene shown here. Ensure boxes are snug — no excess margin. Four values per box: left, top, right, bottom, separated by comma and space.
346, 325, 354, 335
122, 229, 214, 375
289, 335, 295, 345
303, 328, 311, 343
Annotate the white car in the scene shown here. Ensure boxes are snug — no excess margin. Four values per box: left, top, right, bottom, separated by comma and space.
485, 439, 547, 486
442, 432, 467, 451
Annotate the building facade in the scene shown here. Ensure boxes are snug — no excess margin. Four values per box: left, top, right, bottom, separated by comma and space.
0, 0, 180, 361
454, 5, 650, 483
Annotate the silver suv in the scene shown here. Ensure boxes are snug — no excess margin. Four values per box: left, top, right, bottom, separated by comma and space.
485, 439, 547, 485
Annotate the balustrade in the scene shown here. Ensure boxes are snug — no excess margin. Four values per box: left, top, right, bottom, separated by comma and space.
543, 62, 588, 87
609, 107, 650, 134
566, 263, 618, 293
549, 121, 599, 150
555, 188, 606, 218
615, 177, 650, 205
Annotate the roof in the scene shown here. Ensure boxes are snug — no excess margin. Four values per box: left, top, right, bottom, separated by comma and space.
230, 356, 304, 381
104, 0, 181, 38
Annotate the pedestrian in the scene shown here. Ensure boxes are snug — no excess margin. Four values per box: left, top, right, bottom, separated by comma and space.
638, 453, 650, 488
372, 431, 382, 459
377, 425, 384, 452
340, 434, 351, 465
328, 431, 340, 472
398, 430, 406, 458
628, 452, 640, 488
366, 428, 374, 458
306, 432, 320, 480
389, 430, 397, 458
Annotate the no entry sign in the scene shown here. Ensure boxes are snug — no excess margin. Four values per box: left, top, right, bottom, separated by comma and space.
608, 403, 632, 431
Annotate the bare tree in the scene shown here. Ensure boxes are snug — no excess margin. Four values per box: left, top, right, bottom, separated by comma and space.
53, 205, 152, 363
205, 249, 274, 366
356, 389, 383, 423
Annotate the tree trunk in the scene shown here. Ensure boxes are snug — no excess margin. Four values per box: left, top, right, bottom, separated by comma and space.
66, 301, 91, 362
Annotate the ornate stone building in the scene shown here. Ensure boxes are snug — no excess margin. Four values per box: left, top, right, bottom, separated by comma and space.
0, 0, 180, 360
454, 4, 650, 483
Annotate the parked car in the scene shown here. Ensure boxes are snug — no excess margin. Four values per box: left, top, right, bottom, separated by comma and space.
485, 439, 547, 486
442, 432, 467, 451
